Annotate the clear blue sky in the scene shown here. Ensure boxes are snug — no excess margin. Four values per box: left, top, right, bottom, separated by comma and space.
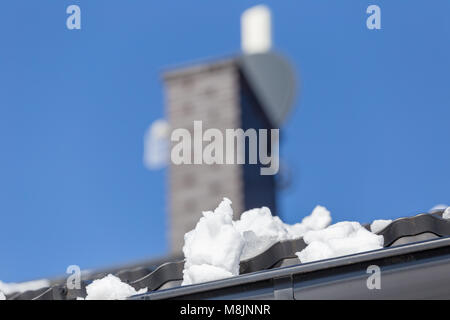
1, 0, 449, 282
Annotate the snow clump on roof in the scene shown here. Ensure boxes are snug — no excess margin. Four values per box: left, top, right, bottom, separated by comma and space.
182, 198, 333, 284
83, 274, 147, 300
235, 206, 291, 260
296, 221, 384, 263
235, 205, 331, 260
182, 264, 234, 285
0, 279, 50, 295
370, 219, 392, 233
443, 207, 450, 219
284, 205, 332, 238
181, 198, 385, 284
182, 198, 245, 286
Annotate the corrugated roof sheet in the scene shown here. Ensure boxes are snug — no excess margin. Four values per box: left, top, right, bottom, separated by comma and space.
6, 209, 450, 300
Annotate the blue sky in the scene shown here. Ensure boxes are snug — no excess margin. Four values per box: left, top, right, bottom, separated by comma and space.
0, 1, 449, 282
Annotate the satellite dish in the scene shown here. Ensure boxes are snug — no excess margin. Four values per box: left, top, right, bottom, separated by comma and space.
238, 52, 297, 128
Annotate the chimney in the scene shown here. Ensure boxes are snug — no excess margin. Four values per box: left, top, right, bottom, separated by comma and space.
163, 59, 278, 253
162, 5, 295, 254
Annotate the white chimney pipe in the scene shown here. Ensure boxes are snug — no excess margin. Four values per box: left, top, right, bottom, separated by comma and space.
241, 5, 272, 55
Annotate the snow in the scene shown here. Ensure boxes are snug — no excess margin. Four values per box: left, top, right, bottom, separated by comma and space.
235, 205, 331, 260
443, 207, 450, 219
182, 199, 333, 284
296, 221, 384, 263
370, 219, 392, 233
181, 198, 385, 284
182, 264, 234, 285
239, 230, 279, 261
284, 205, 332, 238
0, 279, 50, 295
429, 204, 448, 212
182, 199, 334, 284
234, 206, 291, 260
83, 274, 147, 300
0, 292, 5, 300
235, 207, 289, 241
182, 198, 245, 285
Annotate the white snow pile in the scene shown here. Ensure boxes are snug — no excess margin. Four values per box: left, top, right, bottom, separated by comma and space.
429, 204, 448, 212
443, 207, 450, 220
296, 221, 384, 263
182, 198, 332, 285
182, 198, 385, 285
234, 206, 290, 260
370, 219, 392, 233
0, 278, 50, 295
81, 274, 147, 300
0, 291, 5, 300
283, 205, 332, 238
235, 205, 331, 260
182, 198, 245, 285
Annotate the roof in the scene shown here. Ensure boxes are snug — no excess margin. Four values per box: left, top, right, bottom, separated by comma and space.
5, 209, 450, 300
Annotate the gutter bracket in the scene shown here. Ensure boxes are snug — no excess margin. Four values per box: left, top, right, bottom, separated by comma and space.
273, 275, 294, 300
